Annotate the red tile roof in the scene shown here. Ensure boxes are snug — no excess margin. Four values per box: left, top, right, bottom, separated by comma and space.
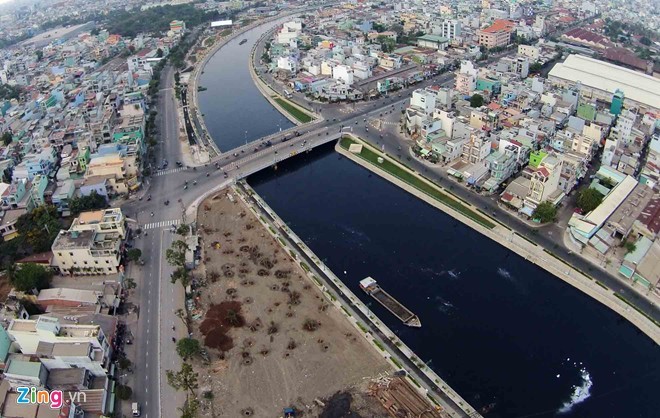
482, 19, 515, 33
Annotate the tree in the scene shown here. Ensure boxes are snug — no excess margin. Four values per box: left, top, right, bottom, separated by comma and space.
171, 267, 191, 289
1, 131, 11, 145
115, 384, 132, 400
624, 240, 637, 254
126, 248, 142, 262
176, 338, 201, 359
176, 224, 190, 235
16, 205, 61, 254
179, 398, 200, 418
469, 94, 484, 108
118, 357, 132, 370
166, 363, 198, 397
376, 35, 396, 53
156, 48, 164, 58
123, 277, 136, 290
68, 191, 108, 215
639, 36, 652, 46
576, 188, 603, 213
532, 201, 558, 223
11, 263, 52, 293
35, 50, 43, 61
166, 240, 189, 267
529, 62, 543, 74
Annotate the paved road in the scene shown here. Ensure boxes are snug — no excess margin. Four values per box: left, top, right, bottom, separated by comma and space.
120, 16, 656, 417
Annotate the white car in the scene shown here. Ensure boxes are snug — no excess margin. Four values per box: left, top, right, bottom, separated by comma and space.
132, 402, 141, 417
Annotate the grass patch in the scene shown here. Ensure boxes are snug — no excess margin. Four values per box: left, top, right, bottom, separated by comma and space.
268, 226, 276, 235
426, 394, 440, 406
614, 293, 660, 328
390, 357, 402, 368
341, 306, 352, 317
300, 262, 310, 272
312, 276, 321, 286
259, 215, 266, 223
356, 322, 368, 333
596, 281, 609, 290
274, 98, 313, 123
340, 137, 495, 229
373, 340, 385, 351
409, 377, 421, 388
277, 237, 286, 247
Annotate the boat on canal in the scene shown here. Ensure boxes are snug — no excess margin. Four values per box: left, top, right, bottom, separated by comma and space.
360, 277, 421, 327
239, 38, 248, 45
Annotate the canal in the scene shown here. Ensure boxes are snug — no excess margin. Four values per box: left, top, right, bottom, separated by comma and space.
197, 19, 294, 150
199, 20, 659, 418
249, 145, 659, 417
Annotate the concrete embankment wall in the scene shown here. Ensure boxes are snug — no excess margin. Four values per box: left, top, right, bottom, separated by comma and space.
336, 134, 660, 346
235, 181, 481, 418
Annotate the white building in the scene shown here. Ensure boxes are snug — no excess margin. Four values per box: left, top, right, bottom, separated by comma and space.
332, 64, 354, 85
277, 56, 298, 73
410, 88, 437, 115
7, 316, 112, 377
517, 45, 539, 60
440, 19, 462, 40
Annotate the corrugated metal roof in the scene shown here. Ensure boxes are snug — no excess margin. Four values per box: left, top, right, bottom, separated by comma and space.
549, 55, 660, 110
584, 175, 638, 227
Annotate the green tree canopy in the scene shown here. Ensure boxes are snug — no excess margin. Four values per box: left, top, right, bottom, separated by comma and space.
0, 84, 21, 100
576, 188, 603, 213
115, 384, 132, 400
166, 240, 189, 267
126, 248, 142, 262
16, 205, 61, 254
469, 94, 484, 108
167, 363, 198, 397
532, 201, 558, 223
2, 131, 12, 145
376, 35, 396, 53
69, 191, 108, 215
529, 62, 543, 74
11, 263, 52, 292
176, 338, 201, 359
171, 267, 191, 289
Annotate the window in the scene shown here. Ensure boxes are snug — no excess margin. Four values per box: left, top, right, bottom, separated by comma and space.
108, 267, 112, 271
58, 252, 62, 256
105, 260, 110, 264
95, 261, 99, 265
69, 252, 74, 256
84, 261, 88, 265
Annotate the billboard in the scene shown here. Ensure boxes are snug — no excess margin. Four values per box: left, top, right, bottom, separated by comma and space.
211, 20, 233, 27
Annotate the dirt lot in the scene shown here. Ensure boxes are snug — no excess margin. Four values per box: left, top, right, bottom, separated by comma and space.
192, 189, 391, 417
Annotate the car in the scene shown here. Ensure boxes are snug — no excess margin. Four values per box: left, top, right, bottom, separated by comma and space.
132, 402, 141, 417
176, 161, 183, 167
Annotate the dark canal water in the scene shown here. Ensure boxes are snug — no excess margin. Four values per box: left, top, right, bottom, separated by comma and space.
197, 19, 294, 151
248, 144, 660, 418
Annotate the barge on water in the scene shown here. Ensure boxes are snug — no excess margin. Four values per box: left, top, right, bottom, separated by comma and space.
360, 277, 421, 327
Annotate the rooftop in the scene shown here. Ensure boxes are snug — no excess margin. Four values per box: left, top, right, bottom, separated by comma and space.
548, 55, 660, 110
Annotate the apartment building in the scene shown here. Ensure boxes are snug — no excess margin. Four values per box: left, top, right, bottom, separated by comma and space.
478, 19, 515, 49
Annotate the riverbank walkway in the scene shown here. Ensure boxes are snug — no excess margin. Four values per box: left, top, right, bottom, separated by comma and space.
336, 134, 660, 345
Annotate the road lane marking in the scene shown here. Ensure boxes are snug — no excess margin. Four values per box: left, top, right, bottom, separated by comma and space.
142, 219, 181, 230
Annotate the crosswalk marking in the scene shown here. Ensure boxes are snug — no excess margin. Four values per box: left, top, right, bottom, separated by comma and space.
141, 219, 181, 230
154, 167, 186, 176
